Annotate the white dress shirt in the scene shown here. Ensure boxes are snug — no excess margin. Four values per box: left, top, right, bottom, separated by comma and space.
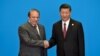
62, 19, 70, 31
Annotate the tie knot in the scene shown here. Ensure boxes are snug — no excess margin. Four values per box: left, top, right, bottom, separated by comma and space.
64, 23, 66, 26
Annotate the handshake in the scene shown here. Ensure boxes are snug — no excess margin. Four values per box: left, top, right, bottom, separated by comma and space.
43, 40, 49, 48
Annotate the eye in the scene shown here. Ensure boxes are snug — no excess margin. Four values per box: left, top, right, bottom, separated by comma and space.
32, 17, 39, 18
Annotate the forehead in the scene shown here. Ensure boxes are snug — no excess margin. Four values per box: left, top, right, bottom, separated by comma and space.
30, 10, 39, 15
61, 8, 70, 11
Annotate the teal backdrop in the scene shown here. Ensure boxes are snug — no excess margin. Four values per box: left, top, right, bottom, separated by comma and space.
0, 0, 100, 56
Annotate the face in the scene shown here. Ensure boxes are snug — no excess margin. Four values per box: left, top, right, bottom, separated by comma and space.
29, 11, 39, 25
60, 8, 71, 21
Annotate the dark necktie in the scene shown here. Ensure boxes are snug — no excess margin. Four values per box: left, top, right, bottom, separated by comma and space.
63, 23, 66, 38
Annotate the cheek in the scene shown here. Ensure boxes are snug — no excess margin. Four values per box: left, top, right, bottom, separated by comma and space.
61, 14, 69, 17
66, 14, 70, 16
30, 17, 38, 21
34, 18, 38, 21
61, 12, 69, 16
61, 13, 65, 17
30, 18, 35, 21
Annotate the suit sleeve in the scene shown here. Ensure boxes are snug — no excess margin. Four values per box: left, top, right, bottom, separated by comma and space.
78, 23, 85, 56
42, 26, 47, 56
49, 24, 57, 48
43, 26, 46, 40
18, 26, 44, 47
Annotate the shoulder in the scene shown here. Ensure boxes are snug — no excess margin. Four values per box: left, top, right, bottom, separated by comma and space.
38, 23, 45, 28
53, 20, 61, 26
18, 22, 29, 30
38, 24, 44, 27
38, 23, 45, 30
70, 18, 83, 27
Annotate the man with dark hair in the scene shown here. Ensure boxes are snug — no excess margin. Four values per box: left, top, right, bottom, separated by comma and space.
49, 3, 85, 56
28, 9, 40, 17
18, 9, 49, 56
59, 3, 71, 12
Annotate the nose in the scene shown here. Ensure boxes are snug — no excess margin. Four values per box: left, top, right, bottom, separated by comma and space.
63, 13, 66, 16
62, 13, 67, 17
34, 17, 38, 21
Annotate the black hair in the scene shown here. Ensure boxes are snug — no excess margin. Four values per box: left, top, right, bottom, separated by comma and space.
59, 3, 72, 12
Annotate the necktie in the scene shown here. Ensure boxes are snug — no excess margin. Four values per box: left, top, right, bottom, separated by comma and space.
63, 23, 66, 38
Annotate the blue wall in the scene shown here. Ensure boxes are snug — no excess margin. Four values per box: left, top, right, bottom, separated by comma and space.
0, 0, 100, 56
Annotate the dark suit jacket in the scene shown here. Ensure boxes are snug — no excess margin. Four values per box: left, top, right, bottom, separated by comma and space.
49, 18, 85, 56
18, 22, 47, 56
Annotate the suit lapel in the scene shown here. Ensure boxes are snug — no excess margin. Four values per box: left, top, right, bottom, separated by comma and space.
65, 19, 73, 40
27, 22, 42, 40
58, 20, 73, 40
58, 20, 65, 40
58, 19, 74, 40
27, 22, 36, 33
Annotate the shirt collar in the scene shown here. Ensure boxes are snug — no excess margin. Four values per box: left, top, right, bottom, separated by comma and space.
62, 18, 70, 25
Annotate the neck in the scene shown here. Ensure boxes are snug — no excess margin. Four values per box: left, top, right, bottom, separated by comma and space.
63, 18, 70, 22
28, 20, 37, 26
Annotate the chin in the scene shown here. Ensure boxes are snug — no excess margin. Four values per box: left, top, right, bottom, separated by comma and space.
63, 19, 68, 21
